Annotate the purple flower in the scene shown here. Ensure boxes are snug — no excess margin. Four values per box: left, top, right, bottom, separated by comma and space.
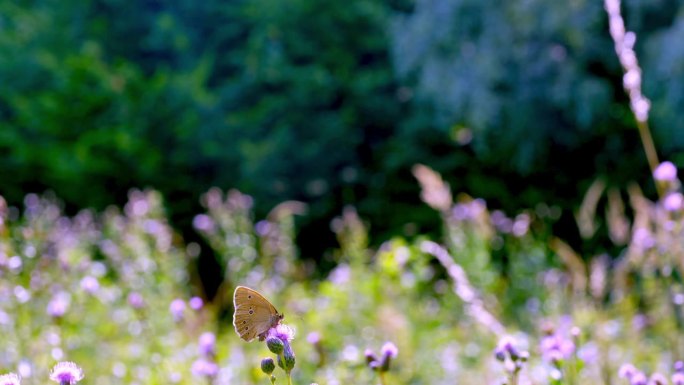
540, 333, 575, 363
79, 276, 99, 294
198, 332, 216, 356
654, 161, 678, 182
306, 332, 321, 345
365, 349, 378, 365
268, 324, 295, 343
618, 363, 637, 379
49, 362, 84, 385
127, 292, 145, 309
381, 342, 398, 359
170, 299, 185, 321
191, 359, 218, 378
631, 372, 647, 385
663, 192, 683, 212
672, 372, 684, 385
649, 373, 668, 385
47, 293, 70, 318
495, 336, 520, 360
0, 373, 20, 385
192, 215, 215, 233
189, 296, 204, 310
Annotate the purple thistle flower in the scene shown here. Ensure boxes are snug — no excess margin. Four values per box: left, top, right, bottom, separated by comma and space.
676, 361, 684, 373
268, 324, 295, 343
169, 299, 185, 321
47, 293, 70, 318
379, 342, 398, 372
189, 296, 204, 311
49, 362, 84, 385
619, 363, 637, 379
672, 372, 684, 385
191, 359, 218, 378
540, 333, 575, 363
365, 349, 378, 365
630, 371, 648, 385
79, 276, 99, 294
381, 342, 398, 359
0, 373, 20, 385
663, 192, 683, 212
127, 292, 145, 309
649, 373, 668, 385
654, 161, 678, 182
198, 332, 216, 356
306, 331, 321, 345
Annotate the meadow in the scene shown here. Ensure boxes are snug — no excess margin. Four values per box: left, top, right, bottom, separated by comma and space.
1, 157, 683, 385
2, 1, 683, 385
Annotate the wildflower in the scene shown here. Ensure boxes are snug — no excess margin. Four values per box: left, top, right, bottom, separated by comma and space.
169, 299, 185, 321
0, 373, 20, 385
191, 359, 218, 378
189, 296, 204, 310
650, 373, 668, 385
261, 358, 275, 375
663, 192, 683, 212
379, 342, 398, 372
268, 324, 295, 343
672, 372, 684, 385
277, 343, 296, 371
675, 361, 684, 373
198, 332, 216, 357
618, 363, 637, 379
495, 336, 520, 361
49, 362, 84, 385
127, 292, 145, 309
79, 276, 99, 294
630, 371, 647, 385
266, 336, 285, 355
47, 293, 70, 318
306, 332, 321, 345
365, 349, 378, 365
540, 332, 575, 363
654, 161, 678, 182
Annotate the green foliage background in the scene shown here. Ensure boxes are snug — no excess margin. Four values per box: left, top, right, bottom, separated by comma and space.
2, 0, 684, 259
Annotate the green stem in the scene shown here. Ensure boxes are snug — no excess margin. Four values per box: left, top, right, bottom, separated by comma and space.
286, 371, 292, 385
378, 371, 387, 385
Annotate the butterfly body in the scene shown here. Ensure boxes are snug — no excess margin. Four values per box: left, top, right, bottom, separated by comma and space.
233, 286, 284, 342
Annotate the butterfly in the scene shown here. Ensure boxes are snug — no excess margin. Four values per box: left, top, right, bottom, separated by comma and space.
233, 286, 284, 342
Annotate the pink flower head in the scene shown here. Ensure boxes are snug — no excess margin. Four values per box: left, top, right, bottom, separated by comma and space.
49, 362, 84, 384
654, 161, 677, 182
672, 372, 684, 385
0, 373, 20, 385
381, 342, 398, 359
268, 324, 295, 343
169, 299, 185, 321
189, 296, 204, 310
198, 332, 216, 356
663, 192, 683, 212
191, 359, 218, 378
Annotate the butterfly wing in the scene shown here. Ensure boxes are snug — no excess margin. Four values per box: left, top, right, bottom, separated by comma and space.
233, 286, 281, 342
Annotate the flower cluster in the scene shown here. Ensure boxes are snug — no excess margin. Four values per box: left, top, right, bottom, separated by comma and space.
261, 324, 296, 384
618, 362, 684, 385
494, 336, 528, 385
365, 342, 398, 385
192, 332, 219, 380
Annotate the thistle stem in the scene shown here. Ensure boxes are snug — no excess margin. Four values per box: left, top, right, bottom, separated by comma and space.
378, 372, 388, 385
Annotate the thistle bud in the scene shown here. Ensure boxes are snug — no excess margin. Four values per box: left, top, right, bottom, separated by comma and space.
267, 337, 284, 355
261, 358, 275, 375
279, 343, 296, 371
